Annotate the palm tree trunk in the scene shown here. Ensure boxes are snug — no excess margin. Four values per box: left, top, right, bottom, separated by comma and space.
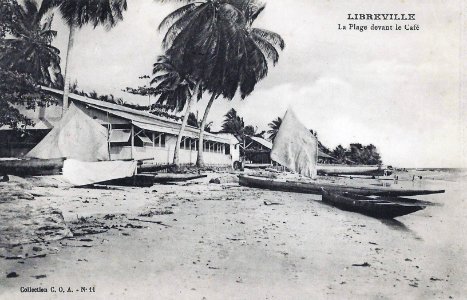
196, 93, 216, 167
173, 82, 201, 167
62, 23, 75, 116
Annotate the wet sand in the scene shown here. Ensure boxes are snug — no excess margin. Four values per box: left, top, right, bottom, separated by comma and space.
0, 171, 466, 299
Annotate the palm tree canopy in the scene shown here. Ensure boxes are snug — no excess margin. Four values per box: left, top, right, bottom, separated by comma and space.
221, 108, 244, 136
159, 0, 284, 99
0, 0, 63, 88
55, 0, 127, 28
267, 116, 281, 142
125, 55, 203, 113
187, 112, 212, 131
150, 55, 195, 112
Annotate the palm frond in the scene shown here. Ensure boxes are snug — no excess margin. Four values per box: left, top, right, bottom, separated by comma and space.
251, 34, 279, 65
251, 28, 285, 50
161, 2, 208, 49
158, 3, 197, 31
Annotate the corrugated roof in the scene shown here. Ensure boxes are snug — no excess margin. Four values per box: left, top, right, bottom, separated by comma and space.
41, 86, 232, 144
247, 136, 273, 149
246, 134, 335, 159
42, 86, 180, 125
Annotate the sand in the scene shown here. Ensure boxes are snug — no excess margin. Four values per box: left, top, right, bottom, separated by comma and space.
0, 170, 466, 299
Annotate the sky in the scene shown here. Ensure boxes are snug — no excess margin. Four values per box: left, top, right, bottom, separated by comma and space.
48, 0, 466, 168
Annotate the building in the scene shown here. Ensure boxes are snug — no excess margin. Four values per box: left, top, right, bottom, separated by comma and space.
241, 135, 336, 165
0, 87, 240, 167
242, 135, 273, 164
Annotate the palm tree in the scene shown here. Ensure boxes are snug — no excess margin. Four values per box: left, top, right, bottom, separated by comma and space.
158, 0, 285, 167
244, 125, 265, 138
125, 55, 202, 165
267, 117, 282, 142
221, 108, 245, 138
52, 0, 127, 114
0, 0, 63, 88
187, 112, 212, 131
149, 55, 200, 113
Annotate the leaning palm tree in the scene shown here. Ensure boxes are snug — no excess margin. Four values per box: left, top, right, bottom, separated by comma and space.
52, 0, 127, 114
267, 116, 282, 142
0, 0, 63, 88
158, 0, 285, 167
149, 55, 201, 113
125, 55, 202, 165
157, 1, 247, 167
150, 55, 203, 165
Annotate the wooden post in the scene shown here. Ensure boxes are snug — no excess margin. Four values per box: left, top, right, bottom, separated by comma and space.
131, 125, 135, 160
108, 123, 112, 161
152, 132, 155, 163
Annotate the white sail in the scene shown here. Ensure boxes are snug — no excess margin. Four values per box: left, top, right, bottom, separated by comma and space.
270, 109, 318, 179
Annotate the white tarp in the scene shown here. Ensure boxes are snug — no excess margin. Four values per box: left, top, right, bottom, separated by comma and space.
62, 159, 137, 186
270, 109, 318, 179
27, 103, 109, 161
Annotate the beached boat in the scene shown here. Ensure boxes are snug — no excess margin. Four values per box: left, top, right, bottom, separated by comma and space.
152, 173, 207, 183
137, 163, 175, 173
317, 164, 384, 176
320, 189, 426, 219
238, 175, 445, 196
0, 158, 65, 176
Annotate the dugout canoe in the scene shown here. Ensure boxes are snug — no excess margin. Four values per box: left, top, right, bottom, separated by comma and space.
137, 163, 176, 173
0, 158, 65, 176
152, 173, 207, 183
238, 175, 445, 196
320, 189, 426, 219
317, 164, 384, 176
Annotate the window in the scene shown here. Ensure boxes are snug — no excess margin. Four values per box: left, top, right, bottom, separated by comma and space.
180, 137, 195, 150
190, 139, 197, 151
153, 133, 166, 148
225, 144, 231, 155
109, 129, 131, 146
137, 134, 152, 146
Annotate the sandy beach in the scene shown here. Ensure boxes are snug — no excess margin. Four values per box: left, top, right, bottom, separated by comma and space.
1, 170, 466, 300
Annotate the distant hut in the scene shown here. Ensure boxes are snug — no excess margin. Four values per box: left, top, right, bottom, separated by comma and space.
241, 135, 336, 166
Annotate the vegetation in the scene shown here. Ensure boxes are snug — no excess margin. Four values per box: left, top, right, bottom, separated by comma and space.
0, 70, 58, 128
335, 143, 382, 165
51, 0, 128, 112
70, 83, 183, 121
0, 0, 63, 88
221, 108, 264, 139
267, 116, 382, 165
187, 112, 212, 132
156, 0, 284, 167
267, 117, 282, 142
0, 0, 60, 128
